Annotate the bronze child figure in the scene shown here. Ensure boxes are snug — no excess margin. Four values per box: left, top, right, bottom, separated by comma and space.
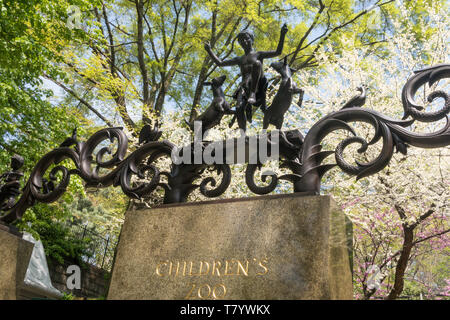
204, 23, 288, 131
0, 154, 24, 211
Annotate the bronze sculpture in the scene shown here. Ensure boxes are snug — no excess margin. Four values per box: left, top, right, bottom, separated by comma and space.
0, 155, 24, 211
185, 75, 234, 136
204, 24, 288, 131
0, 22, 449, 225
263, 56, 303, 130
341, 86, 366, 109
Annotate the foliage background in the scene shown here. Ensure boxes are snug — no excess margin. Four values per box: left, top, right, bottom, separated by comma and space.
0, 0, 448, 299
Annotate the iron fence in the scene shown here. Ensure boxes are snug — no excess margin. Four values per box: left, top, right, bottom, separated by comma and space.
65, 221, 118, 271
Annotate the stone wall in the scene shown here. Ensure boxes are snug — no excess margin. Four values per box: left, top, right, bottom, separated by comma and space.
48, 258, 110, 299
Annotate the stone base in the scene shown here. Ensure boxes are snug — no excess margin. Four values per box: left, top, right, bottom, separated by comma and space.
0, 225, 34, 300
108, 194, 353, 300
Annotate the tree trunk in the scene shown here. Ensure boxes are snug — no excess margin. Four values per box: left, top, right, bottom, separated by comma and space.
386, 226, 414, 300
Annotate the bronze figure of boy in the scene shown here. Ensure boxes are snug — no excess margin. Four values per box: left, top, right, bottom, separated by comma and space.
204, 23, 288, 131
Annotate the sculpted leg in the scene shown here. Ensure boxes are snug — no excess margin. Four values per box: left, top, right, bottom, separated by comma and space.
237, 103, 247, 132
256, 76, 268, 112
248, 60, 262, 104
235, 89, 247, 131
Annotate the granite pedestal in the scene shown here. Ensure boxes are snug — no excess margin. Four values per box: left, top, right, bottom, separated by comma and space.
108, 194, 353, 300
0, 225, 34, 299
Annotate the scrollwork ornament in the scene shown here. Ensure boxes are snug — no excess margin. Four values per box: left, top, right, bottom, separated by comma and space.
0, 64, 449, 224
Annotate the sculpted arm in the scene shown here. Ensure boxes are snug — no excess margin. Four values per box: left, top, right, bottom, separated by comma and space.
259, 23, 288, 59
204, 43, 241, 67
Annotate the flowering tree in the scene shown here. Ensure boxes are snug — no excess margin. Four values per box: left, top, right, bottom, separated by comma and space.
285, 2, 449, 299
148, 1, 450, 299
2, 0, 447, 300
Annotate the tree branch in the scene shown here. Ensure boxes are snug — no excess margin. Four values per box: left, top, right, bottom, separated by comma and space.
289, 0, 326, 64
0, 142, 19, 155
293, 0, 395, 69
412, 228, 450, 246
44, 76, 113, 127
135, 0, 150, 122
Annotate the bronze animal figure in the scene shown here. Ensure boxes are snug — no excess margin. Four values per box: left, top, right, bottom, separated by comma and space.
186, 75, 234, 136
263, 57, 303, 130
341, 86, 366, 109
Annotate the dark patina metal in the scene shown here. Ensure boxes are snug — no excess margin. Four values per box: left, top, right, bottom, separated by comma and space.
0, 25, 449, 225
185, 75, 235, 136
263, 56, 303, 130
204, 23, 288, 131
0, 154, 24, 212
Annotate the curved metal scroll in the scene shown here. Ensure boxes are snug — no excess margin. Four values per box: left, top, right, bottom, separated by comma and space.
294, 64, 450, 193
1, 64, 449, 224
